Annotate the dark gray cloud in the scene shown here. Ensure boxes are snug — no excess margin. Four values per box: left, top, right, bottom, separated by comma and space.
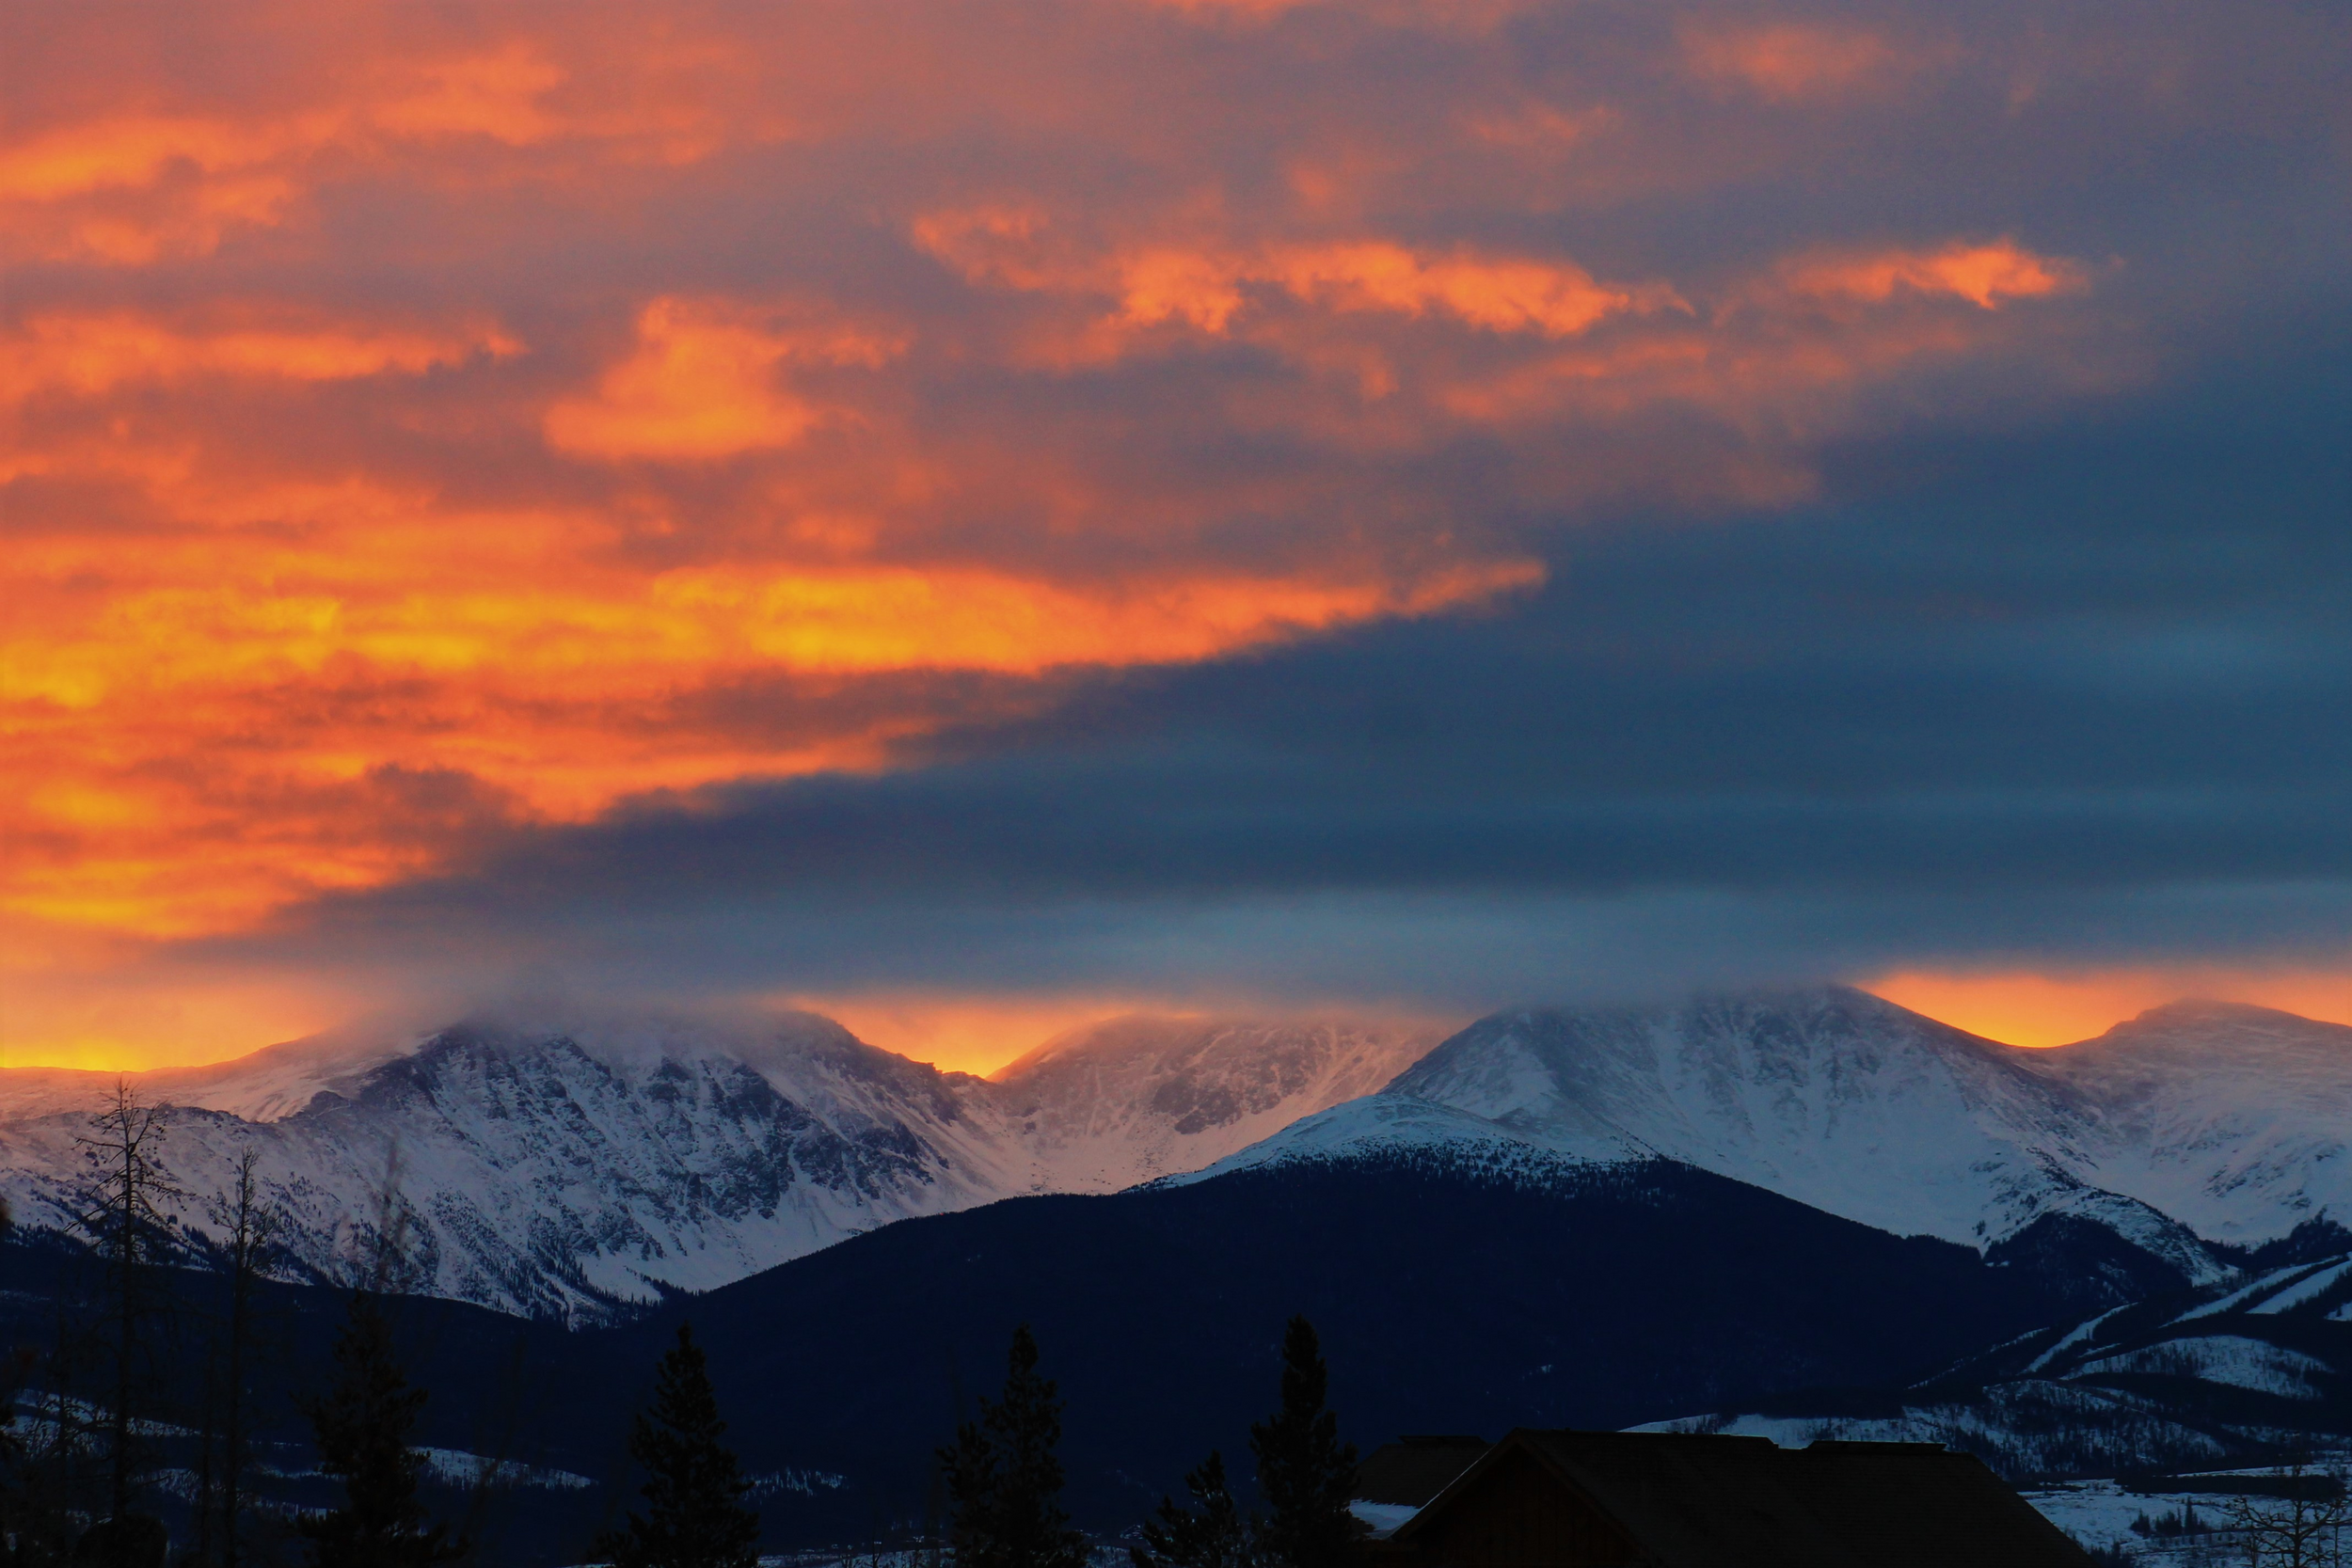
208, 331, 2352, 1007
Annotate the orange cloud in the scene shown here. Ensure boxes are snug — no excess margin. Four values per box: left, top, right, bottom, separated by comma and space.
919, 215, 1682, 343
0, 24, 760, 264
545, 297, 902, 461
1681, 23, 1921, 103
4, 447, 1541, 936
1130, 242, 1687, 338
1780, 239, 2090, 309
0, 309, 518, 404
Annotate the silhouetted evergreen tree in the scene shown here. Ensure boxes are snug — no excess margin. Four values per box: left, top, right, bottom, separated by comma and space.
596, 1324, 759, 1568
297, 1293, 460, 1568
1130, 1450, 1254, 1568
939, 1325, 1088, 1568
1248, 1319, 1357, 1568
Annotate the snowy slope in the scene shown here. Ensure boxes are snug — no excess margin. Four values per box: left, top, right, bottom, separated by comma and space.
985, 1016, 1441, 1190
0, 1031, 415, 1124
0, 1008, 1439, 1319
1162, 1092, 1642, 1190
2029, 1002, 2352, 1245
1377, 986, 2351, 1275
0, 1013, 1025, 1319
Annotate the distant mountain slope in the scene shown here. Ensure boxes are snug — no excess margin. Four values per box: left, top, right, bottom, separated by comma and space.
1636, 1222, 2352, 1480
2029, 1001, 2352, 1245
0, 1009, 1439, 1319
1377, 986, 2349, 1275
987, 1016, 1441, 1190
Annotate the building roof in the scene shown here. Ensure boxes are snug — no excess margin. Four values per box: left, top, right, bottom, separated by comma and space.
1393, 1430, 2091, 1568
1355, 1436, 1492, 1507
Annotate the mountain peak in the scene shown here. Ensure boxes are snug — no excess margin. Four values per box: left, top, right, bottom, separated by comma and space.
2102, 996, 2346, 1037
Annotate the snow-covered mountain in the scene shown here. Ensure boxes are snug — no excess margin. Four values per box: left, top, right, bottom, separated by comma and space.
988, 1015, 1438, 1190
8, 984, 2345, 1321
2029, 1000, 2352, 1245
1207, 988, 2352, 1282
0, 1008, 1438, 1320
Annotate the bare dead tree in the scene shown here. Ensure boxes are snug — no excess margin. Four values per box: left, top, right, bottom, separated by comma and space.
2216, 1459, 2350, 1567
206, 1148, 281, 1568
71, 1077, 186, 1525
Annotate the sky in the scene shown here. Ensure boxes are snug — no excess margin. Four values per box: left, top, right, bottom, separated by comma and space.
4, 0, 2346, 1073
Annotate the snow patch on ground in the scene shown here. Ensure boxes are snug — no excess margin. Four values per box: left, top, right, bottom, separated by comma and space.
416, 1448, 595, 1491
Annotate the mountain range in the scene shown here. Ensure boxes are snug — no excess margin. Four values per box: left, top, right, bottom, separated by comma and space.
1209, 990, 2352, 1281
4, 982, 2349, 1559
0, 1008, 1436, 1318
4, 989, 2348, 1317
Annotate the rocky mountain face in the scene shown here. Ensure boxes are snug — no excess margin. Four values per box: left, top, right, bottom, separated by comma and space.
0, 1009, 1438, 1320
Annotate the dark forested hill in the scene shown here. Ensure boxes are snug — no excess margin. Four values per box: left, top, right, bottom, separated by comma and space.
1, 1152, 2103, 1560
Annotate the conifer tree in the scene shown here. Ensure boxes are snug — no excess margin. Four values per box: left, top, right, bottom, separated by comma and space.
298, 1292, 461, 1568
939, 1325, 1089, 1568
1130, 1450, 1254, 1568
597, 1324, 759, 1568
1248, 1319, 1357, 1568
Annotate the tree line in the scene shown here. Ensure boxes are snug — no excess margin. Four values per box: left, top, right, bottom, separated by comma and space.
1, 1081, 1363, 1568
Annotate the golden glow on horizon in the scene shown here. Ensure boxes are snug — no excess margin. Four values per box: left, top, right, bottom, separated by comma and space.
1864, 970, 2352, 1049
9, 971, 2346, 1080
0, 951, 348, 1074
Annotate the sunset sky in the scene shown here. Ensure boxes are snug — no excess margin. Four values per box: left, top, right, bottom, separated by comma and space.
5, 0, 2345, 1073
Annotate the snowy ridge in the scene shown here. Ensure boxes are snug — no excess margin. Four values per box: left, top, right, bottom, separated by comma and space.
0, 1031, 417, 1125
986, 1016, 1443, 1191
0, 1014, 1011, 1319
0, 1008, 1440, 1319
1158, 1092, 1638, 1190
1381, 986, 2352, 1271
2028, 1001, 2352, 1245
